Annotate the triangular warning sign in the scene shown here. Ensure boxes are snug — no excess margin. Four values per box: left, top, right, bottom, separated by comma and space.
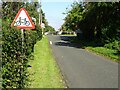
11, 8, 35, 29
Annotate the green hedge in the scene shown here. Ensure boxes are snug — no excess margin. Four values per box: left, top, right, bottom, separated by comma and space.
2, 21, 42, 88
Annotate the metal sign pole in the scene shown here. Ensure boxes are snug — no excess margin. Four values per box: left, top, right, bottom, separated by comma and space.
21, 29, 24, 74
21, 29, 24, 56
20, 28, 24, 87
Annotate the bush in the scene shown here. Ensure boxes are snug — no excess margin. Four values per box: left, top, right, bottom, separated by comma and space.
2, 22, 42, 88
104, 40, 120, 51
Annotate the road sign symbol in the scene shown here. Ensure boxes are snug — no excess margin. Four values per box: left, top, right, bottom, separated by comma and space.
40, 23, 45, 28
11, 8, 35, 29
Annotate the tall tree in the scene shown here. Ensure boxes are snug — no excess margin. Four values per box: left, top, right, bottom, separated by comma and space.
63, 2, 84, 31
62, 2, 120, 42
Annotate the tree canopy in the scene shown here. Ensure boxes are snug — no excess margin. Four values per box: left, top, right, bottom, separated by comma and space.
62, 2, 120, 43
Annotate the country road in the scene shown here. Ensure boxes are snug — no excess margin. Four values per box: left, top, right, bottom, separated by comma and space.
48, 35, 118, 88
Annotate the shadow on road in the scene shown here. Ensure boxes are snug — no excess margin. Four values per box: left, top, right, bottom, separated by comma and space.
54, 35, 105, 49
55, 35, 83, 49
60, 36, 75, 42
55, 41, 83, 48
55, 35, 120, 62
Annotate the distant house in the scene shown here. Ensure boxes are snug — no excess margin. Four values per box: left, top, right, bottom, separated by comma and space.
58, 31, 62, 35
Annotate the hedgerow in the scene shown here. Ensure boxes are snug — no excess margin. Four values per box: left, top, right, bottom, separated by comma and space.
2, 21, 42, 88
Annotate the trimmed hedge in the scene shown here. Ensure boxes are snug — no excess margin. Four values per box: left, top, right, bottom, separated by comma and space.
2, 21, 42, 88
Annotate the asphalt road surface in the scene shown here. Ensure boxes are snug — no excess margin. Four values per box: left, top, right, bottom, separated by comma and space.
48, 35, 118, 88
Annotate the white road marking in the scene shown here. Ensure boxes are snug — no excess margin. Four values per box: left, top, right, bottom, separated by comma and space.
50, 41, 52, 45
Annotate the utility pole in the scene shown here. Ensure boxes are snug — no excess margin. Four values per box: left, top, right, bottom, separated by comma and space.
39, 0, 44, 36
39, 0, 42, 25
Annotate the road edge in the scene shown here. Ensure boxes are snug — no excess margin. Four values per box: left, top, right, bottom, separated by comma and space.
47, 36, 69, 88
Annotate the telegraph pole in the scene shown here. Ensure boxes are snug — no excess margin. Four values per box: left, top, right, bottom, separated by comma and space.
39, 0, 44, 35
39, 0, 42, 25
40, 0, 42, 26
39, 0, 44, 37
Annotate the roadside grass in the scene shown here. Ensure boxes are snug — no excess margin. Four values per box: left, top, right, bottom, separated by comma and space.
60, 34, 75, 36
86, 46, 119, 62
27, 36, 66, 88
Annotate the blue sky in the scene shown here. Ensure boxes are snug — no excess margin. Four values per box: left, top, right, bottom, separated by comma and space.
41, 1, 74, 30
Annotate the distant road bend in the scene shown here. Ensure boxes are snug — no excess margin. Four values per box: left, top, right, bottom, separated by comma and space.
48, 35, 118, 88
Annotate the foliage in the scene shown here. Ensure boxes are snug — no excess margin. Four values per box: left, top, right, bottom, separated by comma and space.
45, 25, 55, 32
2, 2, 23, 22
62, 2, 120, 39
61, 2, 84, 31
2, 2, 42, 88
2, 1, 55, 88
62, 2, 120, 52
104, 40, 120, 51
24, 25, 42, 56
25, 2, 55, 33
86, 46, 119, 62
2, 21, 42, 88
2, 23, 26, 88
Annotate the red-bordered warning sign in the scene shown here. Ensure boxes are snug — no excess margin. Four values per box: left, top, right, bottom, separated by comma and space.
11, 8, 35, 29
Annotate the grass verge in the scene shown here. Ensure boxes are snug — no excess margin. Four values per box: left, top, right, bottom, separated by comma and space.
86, 46, 119, 62
60, 34, 75, 36
28, 36, 66, 88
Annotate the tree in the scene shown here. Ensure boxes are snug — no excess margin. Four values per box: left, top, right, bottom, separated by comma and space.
2, 2, 23, 22
2, 2, 42, 88
62, 2, 120, 43
62, 2, 84, 31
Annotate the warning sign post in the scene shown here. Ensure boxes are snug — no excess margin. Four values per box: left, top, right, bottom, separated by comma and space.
11, 8, 35, 64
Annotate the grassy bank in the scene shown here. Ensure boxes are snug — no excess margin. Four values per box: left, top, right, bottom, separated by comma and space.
86, 46, 119, 62
28, 36, 66, 88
